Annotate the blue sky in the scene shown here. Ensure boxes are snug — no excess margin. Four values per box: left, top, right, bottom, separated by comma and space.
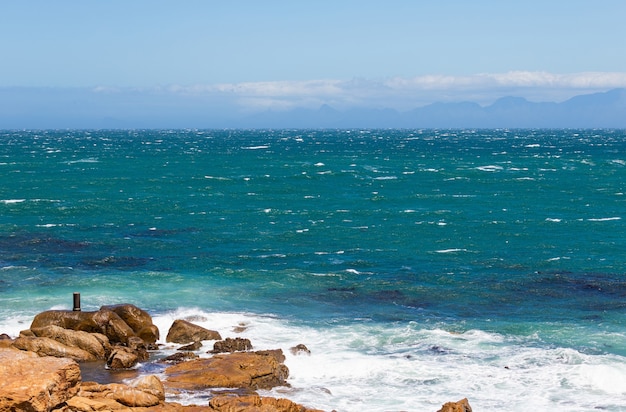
2, 1, 626, 111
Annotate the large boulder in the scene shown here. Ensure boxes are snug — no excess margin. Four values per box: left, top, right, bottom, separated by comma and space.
30, 324, 111, 359
165, 349, 289, 391
101, 304, 160, 343
91, 308, 137, 344
0, 348, 81, 412
30, 304, 160, 345
166, 319, 222, 344
12, 335, 99, 362
437, 398, 473, 412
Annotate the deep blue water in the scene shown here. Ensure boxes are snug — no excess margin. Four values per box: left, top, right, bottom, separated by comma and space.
2, 129, 626, 411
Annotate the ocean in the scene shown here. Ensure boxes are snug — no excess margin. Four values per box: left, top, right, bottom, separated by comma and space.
1, 129, 626, 411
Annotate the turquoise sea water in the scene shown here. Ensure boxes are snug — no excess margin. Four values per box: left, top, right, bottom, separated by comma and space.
1, 129, 626, 411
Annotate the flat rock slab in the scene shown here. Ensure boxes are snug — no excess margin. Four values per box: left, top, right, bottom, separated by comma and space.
165, 350, 289, 391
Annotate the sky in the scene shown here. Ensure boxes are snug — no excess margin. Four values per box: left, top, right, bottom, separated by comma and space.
2, 1, 626, 112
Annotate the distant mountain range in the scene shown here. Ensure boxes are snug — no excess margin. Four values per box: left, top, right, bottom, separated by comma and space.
243, 88, 626, 129
1, 87, 625, 129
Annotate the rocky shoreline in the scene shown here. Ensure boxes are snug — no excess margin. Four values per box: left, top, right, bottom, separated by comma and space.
0, 303, 472, 412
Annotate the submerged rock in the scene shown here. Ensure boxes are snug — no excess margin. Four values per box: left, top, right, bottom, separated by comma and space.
290, 344, 311, 356
179, 340, 203, 351
160, 351, 200, 364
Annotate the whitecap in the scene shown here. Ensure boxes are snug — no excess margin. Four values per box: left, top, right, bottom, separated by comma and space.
242, 145, 269, 150
0, 199, 26, 204
476, 165, 503, 172
587, 217, 621, 222
545, 218, 562, 222
204, 175, 231, 180
434, 248, 468, 254
65, 158, 99, 164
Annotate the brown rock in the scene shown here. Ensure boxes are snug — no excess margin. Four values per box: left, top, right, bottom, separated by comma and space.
0, 347, 81, 412
209, 394, 325, 412
31, 324, 111, 360
107, 346, 140, 369
30, 305, 160, 346
12, 335, 98, 361
31, 309, 93, 331
211, 337, 253, 353
77, 379, 162, 408
166, 319, 222, 344
132, 374, 166, 401
65, 395, 125, 411
91, 308, 137, 344
127, 335, 150, 361
437, 398, 472, 412
165, 350, 289, 391
0, 334, 13, 349
101, 304, 160, 343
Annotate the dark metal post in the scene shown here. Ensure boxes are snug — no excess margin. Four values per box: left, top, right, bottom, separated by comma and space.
73, 292, 81, 311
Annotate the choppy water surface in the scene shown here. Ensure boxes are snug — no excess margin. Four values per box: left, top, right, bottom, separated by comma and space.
1, 129, 626, 411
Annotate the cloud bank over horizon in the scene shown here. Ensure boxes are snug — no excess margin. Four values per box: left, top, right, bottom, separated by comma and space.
89, 71, 626, 113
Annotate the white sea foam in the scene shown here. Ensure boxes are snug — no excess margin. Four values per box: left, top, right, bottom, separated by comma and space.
242, 145, 269, 150
0, 199, 26, 204
1, 304, 626, 411
434, 248, 468, 254
146, 309, 626, 412
587, 217, 621, 222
